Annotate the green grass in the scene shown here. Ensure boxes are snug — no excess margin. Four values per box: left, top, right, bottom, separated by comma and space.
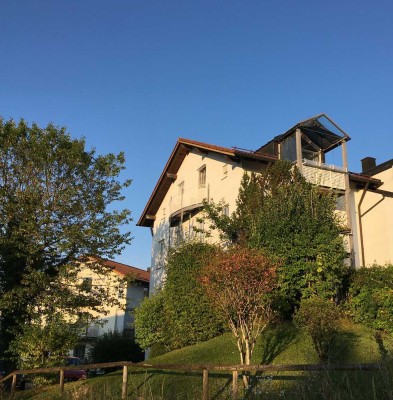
7, 320, 393, 400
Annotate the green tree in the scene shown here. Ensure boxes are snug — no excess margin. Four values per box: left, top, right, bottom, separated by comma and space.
204, 161, 347, 309
0, 118, 132, 371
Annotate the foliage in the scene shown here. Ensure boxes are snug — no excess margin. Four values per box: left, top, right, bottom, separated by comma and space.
88, 331, 144, 364
294, 297, 341, 362
203, 161, 347, 308
0, 118, 132, 371
8, 314, 81, 370
348, 264, 393, 333
164, 241, 224, 349
134, 290, 167, 351
135, 241, 223, 351
201, 246, 277, 386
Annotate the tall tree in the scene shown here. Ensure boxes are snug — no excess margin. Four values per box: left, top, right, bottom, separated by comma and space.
0, 118, 132, 370
204, 161, 347, 308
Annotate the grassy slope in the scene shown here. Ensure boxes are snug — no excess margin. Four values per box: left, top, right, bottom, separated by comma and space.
12, 320, 393, 400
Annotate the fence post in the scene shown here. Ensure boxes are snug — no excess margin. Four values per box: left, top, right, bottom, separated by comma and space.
232, 369, 238, 400
11, 374, 17, 398
202, 369, 209, 400
59, 370, 65, 392
122, 365, 128, 400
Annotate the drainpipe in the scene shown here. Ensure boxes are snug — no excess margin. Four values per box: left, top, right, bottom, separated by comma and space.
358, 182, 369, 267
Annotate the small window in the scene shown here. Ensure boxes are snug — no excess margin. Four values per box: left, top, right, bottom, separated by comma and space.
143, 287, 149, 298
81, 277, 92, 292
198, 166, 206, 188
159, 239, 165, 258
222, 206, 229, 216
118, 283, 125, 299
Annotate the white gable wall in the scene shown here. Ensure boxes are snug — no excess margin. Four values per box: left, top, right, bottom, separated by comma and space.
150, 149, 246, 291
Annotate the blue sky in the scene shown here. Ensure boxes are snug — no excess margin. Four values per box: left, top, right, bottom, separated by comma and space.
1, 0, 392, 270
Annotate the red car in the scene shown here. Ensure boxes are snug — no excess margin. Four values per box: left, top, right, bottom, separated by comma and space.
64, 357, 87, 381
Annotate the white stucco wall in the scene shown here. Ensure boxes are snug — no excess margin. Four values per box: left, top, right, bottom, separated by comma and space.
150, 149, 247, 290
77, 266, 127, 336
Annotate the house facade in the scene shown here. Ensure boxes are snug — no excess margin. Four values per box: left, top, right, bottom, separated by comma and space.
73, 258, 149, 361
137, 114, 393, 291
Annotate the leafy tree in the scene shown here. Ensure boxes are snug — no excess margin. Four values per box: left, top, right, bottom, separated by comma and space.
0, 118, 132, 371
200, 246, 277, 387
204, 161, 347, 309
8, 314, 81, 370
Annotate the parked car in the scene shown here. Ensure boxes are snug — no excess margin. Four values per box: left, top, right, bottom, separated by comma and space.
64, 357, 87, 381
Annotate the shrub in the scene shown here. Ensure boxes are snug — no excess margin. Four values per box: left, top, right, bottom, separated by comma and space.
348, 264, 393, 333
164, 241, 224, 349
134, 290, 167, 351
88, 331, 144, 364
294, 297, 341, 362
135, 241, 224, 351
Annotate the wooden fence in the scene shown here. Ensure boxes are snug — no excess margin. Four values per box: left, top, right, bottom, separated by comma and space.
0, 361, 383, 400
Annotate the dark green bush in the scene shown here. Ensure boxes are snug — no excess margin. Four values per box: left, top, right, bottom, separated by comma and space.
134, 290, 168, 350
348, 264, 393, 332
164, 241, 224, 349
294, 296, 341, 362
88, 331, 144, 364
135, 241, 224, 351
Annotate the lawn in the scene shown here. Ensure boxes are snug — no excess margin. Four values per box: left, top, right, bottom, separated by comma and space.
6, 320, 393, 400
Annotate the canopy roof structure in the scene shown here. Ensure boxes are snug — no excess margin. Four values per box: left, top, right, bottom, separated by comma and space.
257, 113, 351, 156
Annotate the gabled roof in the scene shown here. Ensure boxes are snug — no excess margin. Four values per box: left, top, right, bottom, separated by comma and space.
137, 117, 382, 228
104, 259, 150, 282
137, 138, 276, 227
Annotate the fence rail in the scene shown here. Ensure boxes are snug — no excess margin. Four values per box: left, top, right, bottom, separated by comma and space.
0, 361, 384, 400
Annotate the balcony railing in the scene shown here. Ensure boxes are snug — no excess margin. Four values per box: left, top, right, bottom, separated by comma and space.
302, 160, 346, 190
170, 184, 209, 215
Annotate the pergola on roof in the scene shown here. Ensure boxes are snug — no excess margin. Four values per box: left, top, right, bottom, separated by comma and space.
257, 114, 351, 155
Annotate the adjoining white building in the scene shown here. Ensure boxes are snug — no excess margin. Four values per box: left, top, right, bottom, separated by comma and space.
73, 258, 149, 361
137, 114, 393, 291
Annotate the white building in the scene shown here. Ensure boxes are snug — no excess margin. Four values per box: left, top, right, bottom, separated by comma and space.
137, 114, 393, 291
73, 258, 149, 360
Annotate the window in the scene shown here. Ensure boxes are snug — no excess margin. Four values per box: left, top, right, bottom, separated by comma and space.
178, 181, 184, 207
143, 287, 149, 298
81, 277, 92, 292
159, 239, 165, 258
118, 283, 125, 299
198, 166, 206, 188
222, 205, 229, 216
